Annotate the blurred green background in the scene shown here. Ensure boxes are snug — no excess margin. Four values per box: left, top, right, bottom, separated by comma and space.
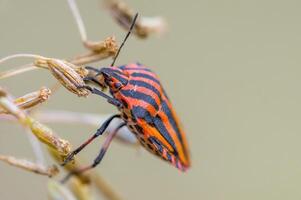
1, 0, 301, 199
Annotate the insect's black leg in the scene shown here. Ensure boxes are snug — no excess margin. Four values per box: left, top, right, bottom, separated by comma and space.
61, 114, 121, 166
79, 85, 122, 108
83, 76, 104, 88
61, 122, 127, 183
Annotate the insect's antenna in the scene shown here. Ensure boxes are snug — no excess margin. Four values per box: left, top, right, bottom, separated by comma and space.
110, 13, 139, 67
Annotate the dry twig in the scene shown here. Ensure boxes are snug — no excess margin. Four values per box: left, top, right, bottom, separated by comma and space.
0, 87, 71, 159
0, 154, 59, 177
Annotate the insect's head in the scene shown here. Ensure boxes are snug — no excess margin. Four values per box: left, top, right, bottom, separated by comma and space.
99, 67, 129, 92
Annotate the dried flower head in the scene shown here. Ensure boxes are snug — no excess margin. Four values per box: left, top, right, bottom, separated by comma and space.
35, 58, 90, 97
28, 117, 71, 157
0, 87, 51, 114
84, 36, 118, 54
104, 0, 166, 38
14, 87, 51, 110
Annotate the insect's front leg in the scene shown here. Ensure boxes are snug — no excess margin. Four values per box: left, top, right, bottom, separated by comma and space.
78, 85, 123, 108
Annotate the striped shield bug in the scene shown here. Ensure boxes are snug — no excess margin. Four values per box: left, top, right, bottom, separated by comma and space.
61, 13, 190, 182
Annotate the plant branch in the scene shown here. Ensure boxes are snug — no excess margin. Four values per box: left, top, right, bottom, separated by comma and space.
0, 154, 59, 177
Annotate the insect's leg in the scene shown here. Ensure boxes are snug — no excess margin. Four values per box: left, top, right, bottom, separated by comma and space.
61, 122, 127, 183
79, 85, 122, 108
61, 114, 121, 166
83, 76, 105, 89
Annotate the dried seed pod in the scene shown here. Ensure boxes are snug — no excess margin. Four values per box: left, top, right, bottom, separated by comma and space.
104, 0, 166, 38
0, 155, 59, 177
0, 87, 51, 114
71, 37, 118, 66
15, 87, 51, 110
45, 59, 90, 97
28, 117, 71, 157
83, 36, 118, 54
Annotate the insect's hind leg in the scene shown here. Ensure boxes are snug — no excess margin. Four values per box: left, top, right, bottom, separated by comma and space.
61, 114, 121, 166
61, 122, 127, 183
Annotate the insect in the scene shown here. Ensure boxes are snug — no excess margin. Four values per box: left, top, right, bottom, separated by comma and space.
61, 13, 190, 182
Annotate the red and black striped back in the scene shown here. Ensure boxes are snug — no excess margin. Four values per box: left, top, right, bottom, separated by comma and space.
106, 63, 190, 170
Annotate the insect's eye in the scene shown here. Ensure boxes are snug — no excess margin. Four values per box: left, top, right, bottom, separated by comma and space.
114, 82, 122, 88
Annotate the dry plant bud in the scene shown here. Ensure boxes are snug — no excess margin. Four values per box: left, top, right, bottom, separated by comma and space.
83, 36, 118, 54
0, 154, 59, 177
34, 58, 90, 97
28, 118, 71, 157
0, 87, 51, 114
71, 37, 118, 66
104, 0, 166, 38
46, 59, 90, 97
15, 87, 51, 111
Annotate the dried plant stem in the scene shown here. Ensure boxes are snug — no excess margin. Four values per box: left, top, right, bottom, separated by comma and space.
0, 88, 71, 159
0, 154, 59, 177
67, 0, 87, 42
70, 177, 92, 200
70, 51, 113, 65
25, 129, 46, 165
0, 54, 47, 65
92, 173, 122, 200
48, 180, 77, 200
0, 64, 37, 79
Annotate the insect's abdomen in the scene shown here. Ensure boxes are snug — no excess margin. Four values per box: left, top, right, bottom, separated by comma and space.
114, 63, 190, 171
